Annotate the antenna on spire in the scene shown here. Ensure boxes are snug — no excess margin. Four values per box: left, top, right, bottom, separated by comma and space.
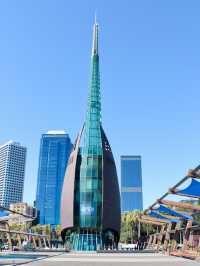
94, 10, 97, 24
92, 12, 98, 56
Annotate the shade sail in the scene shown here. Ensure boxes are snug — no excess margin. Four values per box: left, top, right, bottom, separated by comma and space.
176, 179, 200, 198
0, 210, 9, 217
156, 205, 192, 220
148, 211, 180, 223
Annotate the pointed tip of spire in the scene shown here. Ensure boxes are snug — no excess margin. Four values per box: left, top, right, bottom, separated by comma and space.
94, 10, 97, 25
92, 13, 98, 56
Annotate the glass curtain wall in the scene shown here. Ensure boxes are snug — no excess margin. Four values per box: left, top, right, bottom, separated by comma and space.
74, 24, 103, 250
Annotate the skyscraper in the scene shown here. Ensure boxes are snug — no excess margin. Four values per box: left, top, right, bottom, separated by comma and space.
121, 155, 143, 212
61, 21, 121, 251
0, 141, 26, 208
36, 131, 72, 225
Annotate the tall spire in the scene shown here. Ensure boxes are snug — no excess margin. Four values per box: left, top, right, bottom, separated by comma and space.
83, 20, 101, 155
92, 17, 98, 56
61, 17, 121, 252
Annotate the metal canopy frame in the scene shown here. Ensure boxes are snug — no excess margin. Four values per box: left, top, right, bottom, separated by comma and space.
144, 165, 200, 221
144, 164, 200, 256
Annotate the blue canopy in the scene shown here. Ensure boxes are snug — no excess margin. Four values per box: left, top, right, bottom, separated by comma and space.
0, 210, 9, 217
148, 211, 180, 223
156, 205, 192, 220
176, 179, 200, 198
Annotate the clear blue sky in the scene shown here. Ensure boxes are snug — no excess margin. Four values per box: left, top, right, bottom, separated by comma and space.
0, 0, 200, 209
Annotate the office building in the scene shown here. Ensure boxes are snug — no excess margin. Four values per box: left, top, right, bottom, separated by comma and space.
9, 202, 37, 225
0, 141, 26, 208
36, 131, 72, 225
121, 155, 143, 212
61, 20, 121, 251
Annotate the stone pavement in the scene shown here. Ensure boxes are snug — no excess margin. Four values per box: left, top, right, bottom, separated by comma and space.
0, 251, 60, 265
25, 252, 199, 266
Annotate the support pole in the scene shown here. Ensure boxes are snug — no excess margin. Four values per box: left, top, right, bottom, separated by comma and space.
157, 224, 165, 252
17, 233, 22, 249
5, 223, 12, 251
197, 235, 200, 257
163, 222, 172, 253
38, 237, 42, 248
152, 234, 157, 249
138, 220, 141, 240
43, 237, 47, 248
25, 234, 29, 241
47, 237, 51, 248
147, 234, 153, 248
32, 236, 37, 249
171, 222, 181, 253
183, 219, 193, 252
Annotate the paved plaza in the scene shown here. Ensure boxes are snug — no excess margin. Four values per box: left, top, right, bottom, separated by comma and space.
21, 252, 199, 266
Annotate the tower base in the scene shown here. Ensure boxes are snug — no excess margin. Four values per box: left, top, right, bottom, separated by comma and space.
64, 229, 118, 251
67, 229, 102, 251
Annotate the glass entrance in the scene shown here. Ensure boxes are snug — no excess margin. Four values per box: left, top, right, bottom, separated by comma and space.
69, 229, 102, 251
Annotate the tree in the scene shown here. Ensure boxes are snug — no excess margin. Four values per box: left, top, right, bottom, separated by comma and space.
120, 210, 156, 243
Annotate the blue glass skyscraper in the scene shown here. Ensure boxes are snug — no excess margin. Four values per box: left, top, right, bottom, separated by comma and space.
36, 131, 72, 225
121, 155, 143, 212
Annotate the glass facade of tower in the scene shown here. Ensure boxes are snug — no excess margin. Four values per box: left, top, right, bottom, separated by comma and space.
121, 156, 143, 212
72, 24, 103, 250
36, 131, 72, 225
61, 21, 121, 251
79, 52, 102, 226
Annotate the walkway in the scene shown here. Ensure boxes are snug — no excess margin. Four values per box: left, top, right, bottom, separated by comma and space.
26, 252, 198, 266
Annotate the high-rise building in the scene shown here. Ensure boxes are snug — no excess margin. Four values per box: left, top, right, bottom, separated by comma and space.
121, 155, 143, 212
61, 20, 121, 251
0, 141, 26, 208
36, 131, 72, 225
9, 202, 37, 225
